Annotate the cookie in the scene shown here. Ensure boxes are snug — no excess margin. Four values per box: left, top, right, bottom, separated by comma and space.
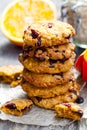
23, 42, 75, 61
0, 65, 23, 87
21, 80, 80, 98
23, 68, 75, 87
23, 20, 75, 47
0, 99, 33, 116
31, 91, 79, 109
19, 52, 76, 74
55, 103, 83, 120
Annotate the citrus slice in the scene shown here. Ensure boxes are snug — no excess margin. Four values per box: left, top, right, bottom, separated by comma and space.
0, 0, 57, 46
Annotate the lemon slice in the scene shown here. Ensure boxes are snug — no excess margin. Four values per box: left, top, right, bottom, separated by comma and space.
1, 0, 57, 46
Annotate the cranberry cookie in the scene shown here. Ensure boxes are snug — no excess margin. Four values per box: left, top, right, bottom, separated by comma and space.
23, 68, 75, 88
23, 42, 75, 61
19, 52, 76, 74
31, 91, 79, 109
1, 99, 33, 116
21, 80, 80, 98
55, 103, 83, 120
23, 20, 75, 47
0, 65, 23, 87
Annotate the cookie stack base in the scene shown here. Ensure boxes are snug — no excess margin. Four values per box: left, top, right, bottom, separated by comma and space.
21, 79, 80, 109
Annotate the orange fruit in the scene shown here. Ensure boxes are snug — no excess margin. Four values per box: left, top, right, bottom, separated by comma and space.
0, 0, 57, 46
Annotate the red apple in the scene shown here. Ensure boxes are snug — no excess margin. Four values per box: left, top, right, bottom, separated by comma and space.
82, 49, 87, 82
75, 49, 87, 82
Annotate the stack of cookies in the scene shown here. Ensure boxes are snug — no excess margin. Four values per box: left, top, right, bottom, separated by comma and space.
19, 20, 80, 110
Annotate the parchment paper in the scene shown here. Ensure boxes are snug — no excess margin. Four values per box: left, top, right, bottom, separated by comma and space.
0, 70, 87, 127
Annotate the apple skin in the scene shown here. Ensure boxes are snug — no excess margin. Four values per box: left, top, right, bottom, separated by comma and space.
82, 49, 87, 82
75, 49, 87, 82
75, 54, 83, 72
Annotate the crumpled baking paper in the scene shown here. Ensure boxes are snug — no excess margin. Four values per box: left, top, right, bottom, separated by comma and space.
0, 69, 87, 127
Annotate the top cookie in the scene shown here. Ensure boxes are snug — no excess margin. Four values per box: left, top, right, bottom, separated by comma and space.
23, 20, 75, 47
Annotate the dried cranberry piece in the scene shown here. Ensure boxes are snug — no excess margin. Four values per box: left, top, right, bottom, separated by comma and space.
38, 57, 45, 61
69, 79, 73, 82
24, 30, 27, 34
59, 58, 67, 64
48, 46, 51, 49
6, 103, 16, 109
52, 72, 63, 78
49, 59, 57, 68
22, 106, 31, 112
75, 96, 84, 104
23, 55, 29, 61
55, 50, 59, 53
35, 37, 41, 47
23, 45, 33, 52
49, 59, 57, 64
34, 47, 46, 61
54, 45, 58, 48
62, 50, 65, 53
69, 90, 77, 96
62, 103, 71, 108
59, 60, 65, 64
52, 74, 55, 76
23, 45, 34, 59
48, 23, 52, 28
39, 47, 46, 52
49, 64, 54, 68
68, 94, 73, 99
31, 29, 39, 39
59, 72, 63, 77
